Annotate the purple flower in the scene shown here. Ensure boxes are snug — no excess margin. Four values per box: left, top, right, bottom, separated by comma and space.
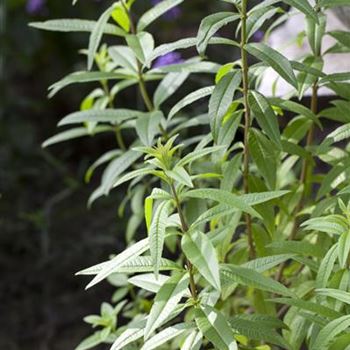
252, 30, 264, 42
26, 0, 45, 14
153, 52, 184, 68
151, 0, 182, 20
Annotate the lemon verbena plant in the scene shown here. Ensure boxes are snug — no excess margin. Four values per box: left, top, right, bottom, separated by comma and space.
31, 0, 350, 349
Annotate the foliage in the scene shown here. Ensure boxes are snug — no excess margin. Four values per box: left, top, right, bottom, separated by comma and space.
32, 0, 350, 349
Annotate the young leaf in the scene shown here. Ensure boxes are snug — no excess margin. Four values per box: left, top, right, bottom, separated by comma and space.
195, 305, 237, 350
245, 43, 298, 89
150, 201, 171, 277
182, 231, 221, 291
338, 230, 350, 269
144, 272, 190, 339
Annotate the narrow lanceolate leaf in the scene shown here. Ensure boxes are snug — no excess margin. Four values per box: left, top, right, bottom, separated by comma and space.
88, 4, 116, 70
311, 316, 350, 350
168, 86, 215, 120
128, 273, 169, 294
241, 190, 289, 206
195, 305, 237, 350
319, 0, 350, 7
177, 146, 224, 168
317, 244, 338, 289
243, 254, 296, 273
29, 19, 125, 36
48, 71, 129, 97
316, 288, 350, 305
150, 201, 171, 277
302, 215, 347, 236
270, 298, 341, 319
154, 72, 189, 108
338, 230, 350, 269
141, 323, 192, 350
248, 91, 281, 148
58, 109, 145, 126
182, 231, 221, 291
137, 0, 184, 31
77, 256, 180, 275
281, 0, 318, 23
245, 43, 298, 89
197, 12, 240, 55
248, 129, 277, 190
42, 126, 111, 148
85, 238, 150, 289
185, 189, 261, 218
181, 330, 202, 350
209, 71, 242, 141
220, 264, 295, 297
325, 123, 350, 145
144, 272, 190, 339
111, 318, 146, 350
328, 31, 350, 49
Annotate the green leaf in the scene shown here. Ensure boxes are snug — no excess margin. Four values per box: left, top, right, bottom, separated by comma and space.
111, 318, 146, 350
246, 6, 279, 40
328, 31, 350, 49
137, 0, 184, 31
195, 305, 237, 350
166, 166, 193, 188
48, 71, 129, 97
220, 264, 295, 297
111, 3, 130, 32
185, 189, 261, 218
248, 129, 277, 190
316, 243, 338, 289
135, 111, 162, 146
302, 215, 347, 236
319, 0, 350, 7
267, 241, 324, 258
42, 126, 111, 148
270, 298, 341, 319
154, 72, 189, 108
324, 123, 350, 145
141, 323, 192, 350
241, 190, 290, 205
338, 230, 350, 269
126, 32, 155, 65
306, 13, 326, 56
58, 109, 144, 126
197, 12, 240, 55
108, 46, 138, 73
150, 201, 171, 277
168, 86, 215, 120
88, 4, 116, 70
29, 19, 125, 36
248, 90, 281, 147
243, 254, 295, 273
316, 288, 350, 305
245, 43, 298, 89
177, 146, 224, 168
85, 238, 150, 289
282, 0, 319, 23
128, 273, 169, 293
181, 330, 202, 350
311, 316, 350, 350
182, 231, 221, 291
75, 331, 104, 350
144, 272, 189, 339
209, 71, 242, 141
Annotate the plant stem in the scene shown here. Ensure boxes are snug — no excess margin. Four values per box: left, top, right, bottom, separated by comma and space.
170, 183, 198, 300
240, 0, 255, 259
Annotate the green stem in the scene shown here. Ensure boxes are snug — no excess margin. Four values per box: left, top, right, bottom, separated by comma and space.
240, 0, 255, 259
170, 183, 198, 301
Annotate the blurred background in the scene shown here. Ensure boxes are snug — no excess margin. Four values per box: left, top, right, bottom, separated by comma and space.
0, 1, 240, 349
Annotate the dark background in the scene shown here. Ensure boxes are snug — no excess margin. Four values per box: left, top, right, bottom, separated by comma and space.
0, 1, 236, 349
